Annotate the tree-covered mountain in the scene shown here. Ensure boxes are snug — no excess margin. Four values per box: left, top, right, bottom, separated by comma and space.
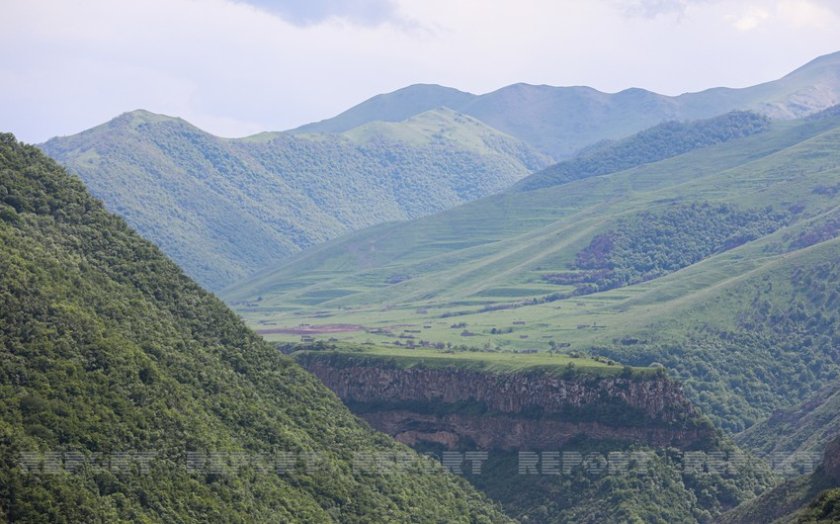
41, 108, 549, 291
736, 380, 840, 460
721, 435, 840, 524
225, 108, 840, 435
513, 111, 771, 192
295, 51, 840, 160
0, 133, 510, 522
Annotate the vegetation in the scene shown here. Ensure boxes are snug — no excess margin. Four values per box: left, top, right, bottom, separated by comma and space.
227, 109, 840, 436
551, 201, 788, 294
294, 51, 840, 159
292, 345, 655, 377
736, 379, 840, 459
433, 439, 773, 523
41, 108, 549, 291
515, 111, 771, 191
0, 134, 510, 522
721, 435, 840, 523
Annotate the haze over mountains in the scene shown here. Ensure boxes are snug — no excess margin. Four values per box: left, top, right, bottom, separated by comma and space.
42, 108, 549, 290
9, 47, 840, 523
295, 51, 840, 160
230, 106, 840, 435
41, 51, 840, 293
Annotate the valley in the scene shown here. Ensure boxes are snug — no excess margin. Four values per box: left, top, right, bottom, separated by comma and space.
6, 29, 840, 522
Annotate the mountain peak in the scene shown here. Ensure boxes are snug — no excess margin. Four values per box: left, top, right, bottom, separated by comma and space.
114, 109, 183, 126
290, 84, 476, 134
784, 50, 840, 77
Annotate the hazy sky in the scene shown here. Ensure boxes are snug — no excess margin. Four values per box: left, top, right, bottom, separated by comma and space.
3, 0, 840, 143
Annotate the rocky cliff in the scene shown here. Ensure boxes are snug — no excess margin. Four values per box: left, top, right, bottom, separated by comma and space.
298, 353, 714, 450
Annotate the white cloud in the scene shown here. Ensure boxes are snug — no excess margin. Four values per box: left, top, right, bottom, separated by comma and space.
778, 0, 836, 29
232, 0, 402, 26
727, 5, 771, 30
0, 0, 839, 143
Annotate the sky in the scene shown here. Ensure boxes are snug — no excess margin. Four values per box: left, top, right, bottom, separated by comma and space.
2, 0, 840, 143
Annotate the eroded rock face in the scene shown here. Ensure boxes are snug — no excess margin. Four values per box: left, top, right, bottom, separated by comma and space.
301, 359, 713, 451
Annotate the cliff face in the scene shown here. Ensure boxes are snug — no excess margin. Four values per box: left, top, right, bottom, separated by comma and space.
300, 357, 713, 450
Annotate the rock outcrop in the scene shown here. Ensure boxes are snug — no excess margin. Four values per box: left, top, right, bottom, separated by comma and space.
299, 355, 714, 450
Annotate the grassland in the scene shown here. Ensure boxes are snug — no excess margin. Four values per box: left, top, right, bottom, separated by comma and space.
227, 111, 840, 432
42, 108, 549, 291
292, 345, 657, 377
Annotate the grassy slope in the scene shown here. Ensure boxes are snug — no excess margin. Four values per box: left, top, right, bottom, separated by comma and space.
40, 108, 549, 291
736, 381, 840, 458
292, 345, 653, 377
0, 134, 510, 523
291, 84, 477, 134
226, 112, 840, 432
295, 51, 840, 159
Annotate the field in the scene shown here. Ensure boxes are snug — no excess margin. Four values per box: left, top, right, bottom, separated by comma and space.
292, 345, 656, 377
230, 115, 840, 352
226, 112, 840, 431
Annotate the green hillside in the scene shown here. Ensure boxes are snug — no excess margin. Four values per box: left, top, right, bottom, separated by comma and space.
41, 108, 549, 291
295, 51, 840, 159
721, 436, 840, 524
736, 380, 840, 458
513, 111, 771, 192
292, 84, 477, 134
0, 134, 510, 522
226, 110, 840, 433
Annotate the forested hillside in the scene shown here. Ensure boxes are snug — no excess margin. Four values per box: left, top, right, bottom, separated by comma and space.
721, 436, 840, 523
41, 108, 548, 291
0, 134, 509, 522
514, 111, 771, 192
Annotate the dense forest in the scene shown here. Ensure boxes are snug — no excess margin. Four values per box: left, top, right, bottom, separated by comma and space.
0, 134, 508, 522
515, 111, 771, 191
542, 202, 789, 294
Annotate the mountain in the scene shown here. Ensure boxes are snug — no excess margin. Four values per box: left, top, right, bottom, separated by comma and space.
225, 108, 840, 434
721, 435, 840, 524
292, 84, 477, 134
295, 51, 840, 160
737, 380, 840, 459
0, 133, 510, 522
513, 110, 771, 192
41, 108, 549, 291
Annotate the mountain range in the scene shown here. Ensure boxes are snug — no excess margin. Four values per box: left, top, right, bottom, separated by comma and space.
295, 51, 840, 160
41, 108, 548, 291
227, 106, 840, 437
41, 51, 840, 293
21, 49, 840, 521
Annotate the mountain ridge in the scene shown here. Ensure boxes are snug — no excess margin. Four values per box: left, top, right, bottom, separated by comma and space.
41, 107, 548, 291
294, 51, 840, 159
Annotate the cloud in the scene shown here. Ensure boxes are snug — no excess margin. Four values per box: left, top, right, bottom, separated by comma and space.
727, 6, 770, 30
610, 0, 712, 18
233, 0, 399, 26
1, 0, 839, 144
778, 0, 838, 29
